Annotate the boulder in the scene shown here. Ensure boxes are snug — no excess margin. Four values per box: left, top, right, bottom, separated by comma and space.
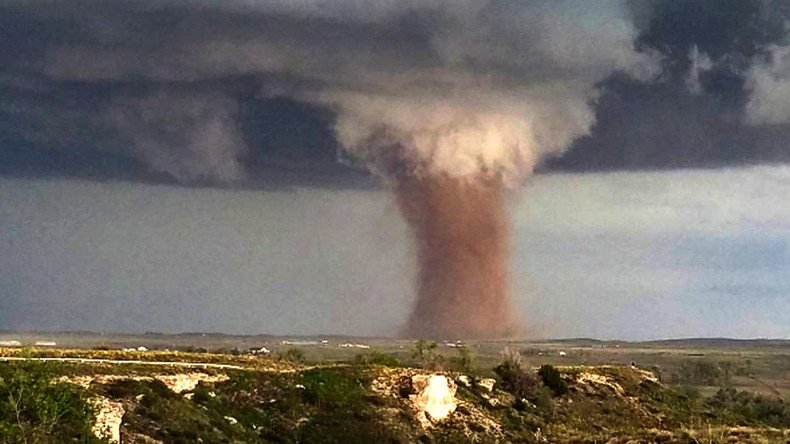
477, 378, 496, 393
408, 374, 457, 423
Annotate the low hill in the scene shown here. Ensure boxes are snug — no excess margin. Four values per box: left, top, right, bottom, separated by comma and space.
0, 348, 788, 443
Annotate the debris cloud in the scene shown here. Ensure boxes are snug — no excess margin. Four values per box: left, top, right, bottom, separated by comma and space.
396, 174, 512, 339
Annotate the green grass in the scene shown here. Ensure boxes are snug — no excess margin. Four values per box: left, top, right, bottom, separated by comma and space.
1, 340, 789, 443
0, 362, 106, 444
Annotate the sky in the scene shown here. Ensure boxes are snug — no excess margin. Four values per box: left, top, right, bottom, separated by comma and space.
2, 167, 790, 339
2, 0, 790, 339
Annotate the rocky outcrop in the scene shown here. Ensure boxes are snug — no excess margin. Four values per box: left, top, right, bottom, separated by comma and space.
407, 374, 457, 425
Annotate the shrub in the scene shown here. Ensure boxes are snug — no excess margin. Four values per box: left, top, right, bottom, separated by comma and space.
353, 350, 399, 367
493, 349, 544, 403
675, 384, 701, 401
279, 347, 306, 364
411, 340, 444, 370
673, 359, 725, 386
300, 369, 364, 409
706, 387, 790, 428
538, 364, 569, 396
0, 362, 104, 443
449, 346, 476, 374
180, 346, 210, 354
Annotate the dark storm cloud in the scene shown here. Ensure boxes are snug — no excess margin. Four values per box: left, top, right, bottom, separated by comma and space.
0, 0, 363, 185
549, 0, 790, 171
0, 0, 789, 184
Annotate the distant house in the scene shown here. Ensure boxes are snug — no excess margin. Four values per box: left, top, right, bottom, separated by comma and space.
558, 351, 567, 357
338, 343, 370, 349
34, 341, 57, 347
248, 346, 270, 355
0, 340, 21, 347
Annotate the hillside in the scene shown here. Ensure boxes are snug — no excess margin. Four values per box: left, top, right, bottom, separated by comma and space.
1, 347, 789, 443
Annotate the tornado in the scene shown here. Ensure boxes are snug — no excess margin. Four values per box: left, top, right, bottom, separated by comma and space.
31, 1, 661, 339
396, 174, 514, 339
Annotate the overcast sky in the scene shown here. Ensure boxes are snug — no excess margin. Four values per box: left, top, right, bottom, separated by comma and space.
2, 1, 790, 339
2, 167, 789, 339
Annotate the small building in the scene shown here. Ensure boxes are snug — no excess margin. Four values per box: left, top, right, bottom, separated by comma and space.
35, 341, 57, 347
248, 346, 270, 355
338, 343, 371, 349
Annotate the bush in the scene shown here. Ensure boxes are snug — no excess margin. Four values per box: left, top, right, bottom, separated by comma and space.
353, 350, 400, 367
0, 363, 104, 443
411, 340, 444, 370
449, 347, 476, 374
538, 365, 569, 397
706, 387, 790, 428
300, 369, 364, 409
279, 347, 306, 363
675, 384, 701, 401
493, 349, 543, 402
673, 359, 726, 386
180, 346, 210, 354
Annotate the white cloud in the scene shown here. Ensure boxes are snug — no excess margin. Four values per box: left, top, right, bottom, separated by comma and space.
745, 45, 790, 125
40, 0, 659, 183
517, 166, 790, 237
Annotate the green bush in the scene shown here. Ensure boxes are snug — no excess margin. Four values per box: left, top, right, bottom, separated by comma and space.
673, 360, 726, 386
300, 369, 365, 409
538, 364, 569, 397
0, 363, 105, 443
674, 384, 701, 401
449, 346, 476, 374
411, 339, 444, 370
706, 387, 790, 428
279, 347, 306, 363
494, 349, 550, 408
353, 350, 400, 367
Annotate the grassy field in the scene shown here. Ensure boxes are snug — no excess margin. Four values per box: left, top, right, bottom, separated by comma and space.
0, 333, 788, 443
5, 332, 786, 394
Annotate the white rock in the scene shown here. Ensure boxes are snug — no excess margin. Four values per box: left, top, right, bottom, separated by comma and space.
249, 346, 270, 355
409, 375, 457, 424
91, 397, 124, 444
456, 375, 471, 387
155, 373, 229, 394
477, 378, 496, 393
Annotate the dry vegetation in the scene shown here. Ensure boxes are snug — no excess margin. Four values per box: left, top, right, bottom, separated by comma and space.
0, 340, 788, 443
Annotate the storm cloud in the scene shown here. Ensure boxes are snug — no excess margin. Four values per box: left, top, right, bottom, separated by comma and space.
2, 1, 790, 339
1, 1, 789, 183
0, 0, 643, 184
